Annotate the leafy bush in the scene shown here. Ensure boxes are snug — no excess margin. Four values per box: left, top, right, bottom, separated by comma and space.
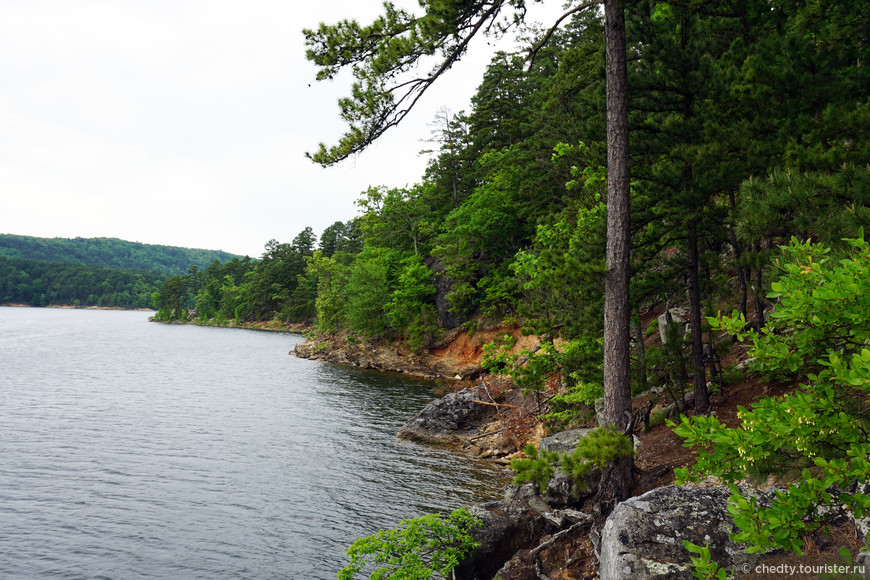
510, 426, 634, 494
683, 541, 729, 580
509, 444, 560, 493
672, 235, 870, 555
337, 509, 482, 580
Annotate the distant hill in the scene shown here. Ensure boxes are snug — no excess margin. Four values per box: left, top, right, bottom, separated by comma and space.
0, 255, 163, 309
0, 234, 244, 277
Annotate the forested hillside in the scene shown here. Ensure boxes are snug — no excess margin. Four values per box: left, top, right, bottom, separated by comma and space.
0, 235, 245, 309
155, 2, 868, 398
0, 234, 241, 276
0, 256, 163, 309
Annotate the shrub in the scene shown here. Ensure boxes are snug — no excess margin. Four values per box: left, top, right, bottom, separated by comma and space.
672, 235, 870, 555
510, 426, 634, 494
337, 509, 482, 580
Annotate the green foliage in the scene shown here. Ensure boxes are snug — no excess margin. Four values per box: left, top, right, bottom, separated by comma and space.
308, 250, 351, 333
386, 256, 439, 350
320, 220, 363, 258
509, 443, 560, 494
344, 247, 402, 338
151, 275, 190, 320
432, 178, 524, 320
672, 236, 870, 555
683, 541, 729, 580
336, 509, 482, 580
303, 0, 556, 166
511, 200, 607, 341
510, 427, 634, 494
358, 185, 436, 257
148, 228, 326, 324
542, 382, 601, 429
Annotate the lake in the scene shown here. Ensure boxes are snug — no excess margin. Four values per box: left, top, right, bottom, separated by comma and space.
0, 307, 510, 579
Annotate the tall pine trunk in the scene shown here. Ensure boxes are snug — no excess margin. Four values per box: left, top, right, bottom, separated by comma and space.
598, 0, 634, 523
603, 0, 632, 432
728, 191, 749, 319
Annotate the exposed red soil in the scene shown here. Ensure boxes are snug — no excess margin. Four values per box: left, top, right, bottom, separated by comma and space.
429, 327, 539, 372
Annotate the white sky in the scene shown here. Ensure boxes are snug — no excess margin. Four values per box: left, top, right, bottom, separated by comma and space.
0, 1, 565, 257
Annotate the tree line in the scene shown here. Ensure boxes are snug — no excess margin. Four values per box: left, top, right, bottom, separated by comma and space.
0, 235, 244, 310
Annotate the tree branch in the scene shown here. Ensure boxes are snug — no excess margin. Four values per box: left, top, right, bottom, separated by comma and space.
526, 0, 603, 70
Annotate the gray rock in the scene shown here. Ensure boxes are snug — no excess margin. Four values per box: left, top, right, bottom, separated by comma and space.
854, 551, 870, 580
599, 485, 761, 580
658, 307, 689, 344
396, 387, 495, 444
453, 484, 561, 580
540, 428, 596, 454
543, 468, 599, 507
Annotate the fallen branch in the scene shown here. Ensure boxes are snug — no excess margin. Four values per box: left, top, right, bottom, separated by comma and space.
471, 399, 518, 408
531, 515, 594, 579
479, 376, 496, 404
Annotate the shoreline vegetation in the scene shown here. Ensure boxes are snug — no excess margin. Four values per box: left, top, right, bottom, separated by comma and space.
1, 303, 155, 312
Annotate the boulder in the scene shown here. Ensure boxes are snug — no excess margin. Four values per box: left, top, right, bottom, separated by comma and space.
540, 428, 596, 454
454, 484, 562, 580
658, 307, 689, 344
396, 387, 496, 444
599, 485, 761, 580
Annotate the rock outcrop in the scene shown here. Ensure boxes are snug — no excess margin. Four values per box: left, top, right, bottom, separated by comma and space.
599, 484, 762, 580
454, 484, 593, 580
454, 484, 558, 580
293, 337, 434, 376
396, 388, 497, 444
658, 306, 689, 344
539, 428, 596, 454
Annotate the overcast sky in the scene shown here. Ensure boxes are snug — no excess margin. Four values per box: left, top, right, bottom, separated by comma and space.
0, 1, 564, 257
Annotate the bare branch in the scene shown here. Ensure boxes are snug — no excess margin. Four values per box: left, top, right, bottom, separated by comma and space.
526, 0, 603, 70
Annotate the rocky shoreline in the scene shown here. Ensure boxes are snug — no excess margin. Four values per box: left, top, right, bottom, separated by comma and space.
152, 317, 311, 333
295, 332, 870, 579
396, 388, 870, 579
292, 327, 540, 379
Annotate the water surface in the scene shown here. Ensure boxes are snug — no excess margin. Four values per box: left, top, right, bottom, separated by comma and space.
0, 307, 509, 579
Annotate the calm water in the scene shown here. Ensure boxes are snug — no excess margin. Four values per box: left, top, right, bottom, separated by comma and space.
0, 307, 509, 579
